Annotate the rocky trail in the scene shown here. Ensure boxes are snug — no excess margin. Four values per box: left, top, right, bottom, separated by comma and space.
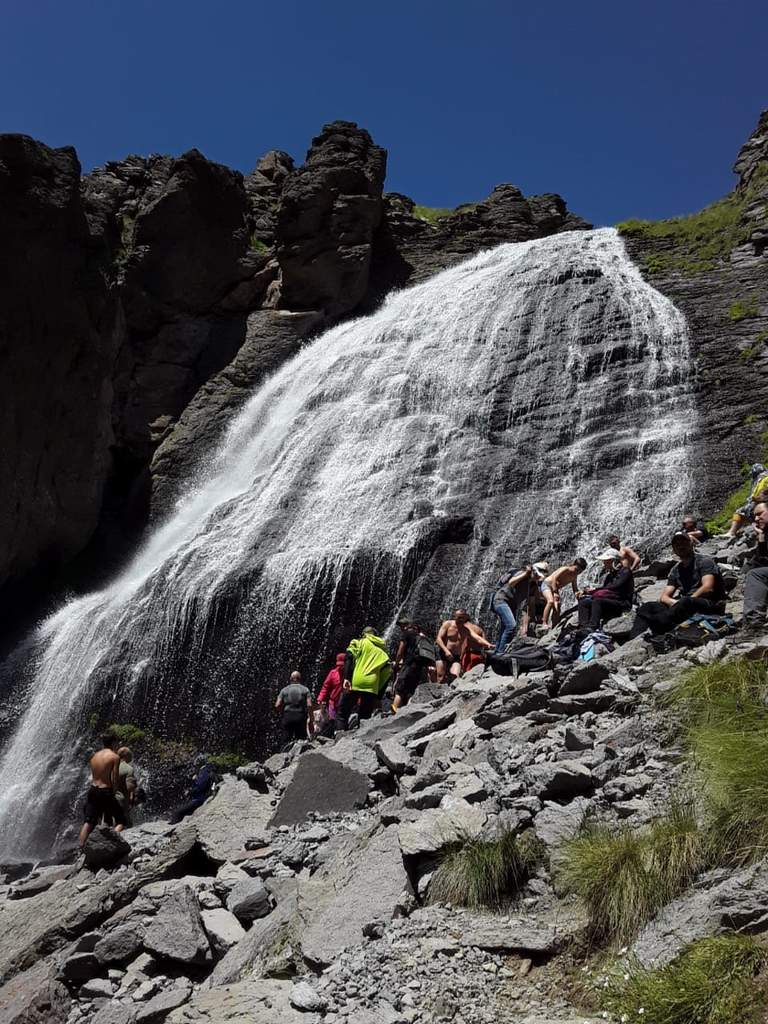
1, 531, 768, 1024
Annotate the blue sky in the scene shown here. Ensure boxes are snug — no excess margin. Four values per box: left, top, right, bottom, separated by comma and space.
2, 0, 765, 225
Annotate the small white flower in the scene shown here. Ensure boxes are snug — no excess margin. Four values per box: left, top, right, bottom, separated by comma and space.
638, 1010, 645, 1017
619, 946, 628, 955
624, 973, 630, 981
621, 1016, 629, 1023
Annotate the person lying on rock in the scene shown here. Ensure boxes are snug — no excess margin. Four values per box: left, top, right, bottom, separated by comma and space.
336, 627, 392, 730
606, 533, 642, 572
541, 558, 587, 627
79, 732, 127, 848
491, 565, 535, 653
576, 548, 635, 632
275, 670, 313, 744
743, 501, 768, 635
436, 609, 492, 682
680, 514, 709, 545
724, 464, 768, 538
634, 532, 725, 635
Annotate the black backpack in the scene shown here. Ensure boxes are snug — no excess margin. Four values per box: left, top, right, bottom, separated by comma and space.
648, 614, 736, 653
486, 640, 552, 678
414, 633, 437, 665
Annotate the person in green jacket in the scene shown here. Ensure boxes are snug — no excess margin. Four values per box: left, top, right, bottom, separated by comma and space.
336, 627, 392, 731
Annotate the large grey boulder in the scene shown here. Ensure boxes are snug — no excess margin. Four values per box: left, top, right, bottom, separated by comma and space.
548, 691, 616, 715
558, 662, 610, 696
398, 797, 487, 858
192, 778, 273, 862
83, 826, 131, 870
0, 959, 70, 1024
633, 858, 768, 967
143, 883, 211, 965
269, 752, 369, 828
298, 825, 411, 968
320, 736, 379, 776
200, 909, 245, 957
374, 738, 412, 775
226, 876, 271, 922
167, 979, 319, 1024
525, 762, 592, 801
534, 797, 591, 852
208, 894, 298, 986
289, 982, 328, 1013
136, 984, 192, 1023
94, 923, 144, 964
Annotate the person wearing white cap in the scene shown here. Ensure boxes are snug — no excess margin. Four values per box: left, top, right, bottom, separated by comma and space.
576, 548, 634, 631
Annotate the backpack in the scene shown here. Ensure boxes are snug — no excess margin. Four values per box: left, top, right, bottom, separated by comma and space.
667, 614, 736, 649
486, 640, 552, 678
578, 631, 616, 662
414, 633, 437, 665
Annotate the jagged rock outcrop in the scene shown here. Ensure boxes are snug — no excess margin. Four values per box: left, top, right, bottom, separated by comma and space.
621, 108, 768, 516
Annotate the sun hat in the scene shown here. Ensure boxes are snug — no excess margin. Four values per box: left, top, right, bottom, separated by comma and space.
532, 561, 549, 578
597, 548, 623, 562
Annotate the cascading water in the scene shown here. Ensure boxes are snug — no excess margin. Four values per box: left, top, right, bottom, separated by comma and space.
0, 227, 695, 859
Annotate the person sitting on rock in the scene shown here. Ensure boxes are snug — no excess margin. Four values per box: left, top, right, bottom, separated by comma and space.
541, 558, 587, 627
607, 534, 642, 572
317, 653, 346, 732
680, 514, 709, 545
275, 671, 313, 744
168, 755, 217, 824
635, 532, 725, 634
724, 464, 768, 538
79, 732, 127, 849
436, 609, 493, 682
336, 627, 392, 730
743, 501, 768, 635
392, 619, 431, 711
491, 565, 535, 653
577, 549, 634, 631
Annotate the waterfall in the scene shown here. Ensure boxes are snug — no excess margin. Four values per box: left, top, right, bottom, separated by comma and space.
0, 228, 695, 859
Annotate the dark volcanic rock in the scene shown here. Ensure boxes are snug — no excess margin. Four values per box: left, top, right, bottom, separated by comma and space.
268, 752, 370, 827
83, 825, 131, 870
244, 149, 295, 245
276, 121, 387, 317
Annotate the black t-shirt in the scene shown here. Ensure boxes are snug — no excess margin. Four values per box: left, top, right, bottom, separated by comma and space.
600, 566, 634, 604
400, 632, 419, 669
668, 555, 723, 600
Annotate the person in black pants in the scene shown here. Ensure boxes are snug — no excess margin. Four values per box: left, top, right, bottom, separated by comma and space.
635, 532, 725, 635
577, 549, 634, 630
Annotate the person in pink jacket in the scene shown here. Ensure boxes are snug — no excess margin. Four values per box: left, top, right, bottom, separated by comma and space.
317, 652, 346, 721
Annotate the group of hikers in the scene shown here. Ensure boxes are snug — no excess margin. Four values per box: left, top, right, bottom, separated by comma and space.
80, 466, 768, 847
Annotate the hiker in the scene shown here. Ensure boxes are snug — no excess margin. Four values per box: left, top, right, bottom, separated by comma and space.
169, 755, 216, 824
607, 534, 642, 572
635, 532, 725, 634
725, 464, 768, 538
317, 653, 346, 732
79, 732, 127, 849
743, 501, 768, 634
577, 548, 635, 630
392, 619, 432, 710
680, 515, 709, 544
491, 565, 535, 652
115, 746, 138, 828
541, 558, 587, 627
436, 609, 493, 682
336, 627, 392, 730
275, 670, 312, 743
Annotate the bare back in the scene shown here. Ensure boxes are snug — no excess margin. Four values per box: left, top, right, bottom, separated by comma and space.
90, 748, 120, 790
546, 566, 577, 591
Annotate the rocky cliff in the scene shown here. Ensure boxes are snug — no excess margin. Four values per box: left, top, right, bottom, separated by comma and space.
0, 121, 590, 622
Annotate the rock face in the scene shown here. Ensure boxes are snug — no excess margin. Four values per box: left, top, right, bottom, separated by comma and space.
0, 119, 591, 618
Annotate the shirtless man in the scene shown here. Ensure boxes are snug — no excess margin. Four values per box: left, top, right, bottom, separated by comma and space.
79, 732, 127, 848
541, 558, 587, 627
436, 608, 493, 682
607, 534, 642, 572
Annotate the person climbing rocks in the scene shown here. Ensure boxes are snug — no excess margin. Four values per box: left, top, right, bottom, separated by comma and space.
607, 534, 642, 572
317, 653, 346, 733
491, 565, 535, 652
168, 755, 217, 824
577, 548, 635, 631
743, 501, 768, 634
541, 558, 587, 627
114, 746, 138, 828
724, 464, 768, 538
436, 609, 493, 682
79, 732, 127, 849
392, 619, 434, 710
635, 531, 725, 635
680, 514, 709, 544
336, 627, 392, 730
275, 670, 312, 743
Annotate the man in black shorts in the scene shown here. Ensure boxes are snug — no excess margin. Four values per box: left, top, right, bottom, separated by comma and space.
79, 732, 127, 848
392, 620, 432, 711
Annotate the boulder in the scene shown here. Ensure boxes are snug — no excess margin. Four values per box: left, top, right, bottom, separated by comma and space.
564, 726, 593, 751
289, 982, 328, 1013
398, 706, 457, 744
136, 984, 192, 1023
143, 884, 211, 965
602, 611, 637, 639
201, 909, 246, 957
91, 1008, 137, 1024
167, 979, 319, 1024
226, 876, 271, 922
208, 895, 298, 986
548, 691, 616, 715
268, 752, 370, 827
374, 738, 412, 775
525, 762, 592, 801
192, 778, 273, 861
7, 865, 74, 900
459, 919, 560, 955
83, 826, 131, 870
94, 924, 144, 964
0, 959, 70, 1024
398, 797, 487, 858
320, 736, 380, 776
558, 662, 610, 696
533, 798, 591, 852
235, 762, 268, 791
298, 825, 411, 968
79, 977, 114, 999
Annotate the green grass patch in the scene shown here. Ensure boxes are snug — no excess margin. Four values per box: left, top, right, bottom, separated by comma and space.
662, 658, 768, 724
429, 829, 542, 909
108, 722, 147, 747
730, 297, 760, 321
207, 752, 249, 773
412, 204, 454, 225
602, 935, 768, 1024
249, 235, 269, 253
103, 721, 243, 770
559, 802, 707, 945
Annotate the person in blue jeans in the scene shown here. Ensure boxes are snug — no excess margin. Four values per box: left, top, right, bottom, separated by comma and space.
492, 566, 534, 653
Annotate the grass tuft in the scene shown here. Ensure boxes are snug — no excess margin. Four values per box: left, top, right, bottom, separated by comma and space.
663, 658, 768, 723
429, 829, 541, 909
412, 204, 454, 224
602, 935, 768, 1024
